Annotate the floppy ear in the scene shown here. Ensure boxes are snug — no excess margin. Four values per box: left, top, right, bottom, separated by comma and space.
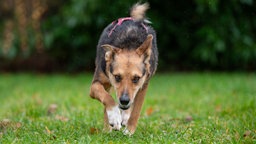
101, 44, 120, 62
136, 34, 153, 56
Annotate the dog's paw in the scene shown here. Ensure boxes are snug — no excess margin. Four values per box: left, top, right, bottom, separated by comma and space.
106, 105, 122, 130
121, 110, 131, 127
123, 128, 133, 136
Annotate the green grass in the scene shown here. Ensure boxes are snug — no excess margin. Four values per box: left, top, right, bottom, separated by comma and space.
0, 73, 255, 143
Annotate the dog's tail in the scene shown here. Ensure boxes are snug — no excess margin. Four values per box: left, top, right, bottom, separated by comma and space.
130, 3, 150, 22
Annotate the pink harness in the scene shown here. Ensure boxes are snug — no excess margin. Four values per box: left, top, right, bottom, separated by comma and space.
108, 17, 148, 37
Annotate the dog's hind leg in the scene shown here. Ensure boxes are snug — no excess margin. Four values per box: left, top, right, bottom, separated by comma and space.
123, 83, 149, 135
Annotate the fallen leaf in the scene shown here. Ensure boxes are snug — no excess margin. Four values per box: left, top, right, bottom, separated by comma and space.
0, 119, 22, 131
146, 107, 154, 116
169, 118, 181, 121
185, 115, 193, 122
215, 105, 222, 112
55, 115, 69, 122
243, 130, 251, 138
15, 122, 22, 128
90, 127, 99, 134
45, 126, 57, 140
47, 104, 58, 115
45, 126, 51, 134
0, 119, 11, 128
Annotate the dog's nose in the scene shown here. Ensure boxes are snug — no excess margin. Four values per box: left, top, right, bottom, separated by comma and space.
119, 94, 130, 106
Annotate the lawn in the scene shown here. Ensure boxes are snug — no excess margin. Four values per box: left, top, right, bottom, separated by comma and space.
0, 73, 255, 143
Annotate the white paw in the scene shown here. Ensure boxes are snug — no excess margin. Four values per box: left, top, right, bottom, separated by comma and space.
106, 105, 122, 130
123, 128, 132, 136
121, 110, 130, 127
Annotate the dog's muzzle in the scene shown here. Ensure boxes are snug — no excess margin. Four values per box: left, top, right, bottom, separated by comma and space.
119, 104, 130, 110
119, 93, 130, 110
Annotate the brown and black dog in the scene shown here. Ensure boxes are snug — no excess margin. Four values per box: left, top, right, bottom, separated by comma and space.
90, 3, 158, 136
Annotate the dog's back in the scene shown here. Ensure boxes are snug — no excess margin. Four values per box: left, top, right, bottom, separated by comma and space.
96, 3, 158, 77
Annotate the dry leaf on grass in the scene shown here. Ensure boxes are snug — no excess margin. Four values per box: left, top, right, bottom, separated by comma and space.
185, 115, 193, 122
16, 122, 22, 128
243, 130, 251, 138
145, 107, 154, 116
215, 105, 222, 112
55, 115, 69, 122
45, 126, 57, 140
45, 126, 51, 134
235, 132, 240, 140
0, 119, 22, 131
90, 127, 99, 134
0, 119, 11, 127
47, 104, 58, 115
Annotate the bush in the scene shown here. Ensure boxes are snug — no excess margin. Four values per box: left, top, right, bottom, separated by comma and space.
42, 0, 139, 71
1, 0, 256, 71
149, 0, 256, 70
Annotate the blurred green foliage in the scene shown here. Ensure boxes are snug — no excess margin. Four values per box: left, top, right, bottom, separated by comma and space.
42, 0, 140, 71
148, 0, 256, 70
0, 0, 256, 71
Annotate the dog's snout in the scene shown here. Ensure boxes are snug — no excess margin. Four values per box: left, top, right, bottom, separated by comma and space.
119, 94, 130, 106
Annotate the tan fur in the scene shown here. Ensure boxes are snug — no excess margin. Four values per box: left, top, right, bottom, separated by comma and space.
90, 34, 154, 135
136, 35, 153, 75
126, 83, 148, 134
130, 3, 149, 21
103, 35, 153, 104
108, 50, 146, 102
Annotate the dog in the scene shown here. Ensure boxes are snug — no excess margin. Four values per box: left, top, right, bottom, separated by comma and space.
89, 3, 158, 136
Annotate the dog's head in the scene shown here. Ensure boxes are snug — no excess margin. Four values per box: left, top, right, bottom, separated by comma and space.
102, 34, 153, 110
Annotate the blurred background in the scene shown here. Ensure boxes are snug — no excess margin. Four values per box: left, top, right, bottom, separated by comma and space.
0, 0, 255, 73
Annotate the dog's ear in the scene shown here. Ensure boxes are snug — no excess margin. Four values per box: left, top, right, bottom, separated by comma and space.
101, 44, 120, 62
136, 34, 153, 56
136, 34, 153, 76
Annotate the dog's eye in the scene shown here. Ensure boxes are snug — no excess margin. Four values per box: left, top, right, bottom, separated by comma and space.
114, 75, 122, 82
132, 76, 140, 84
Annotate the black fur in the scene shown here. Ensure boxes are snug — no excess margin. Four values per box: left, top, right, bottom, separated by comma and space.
95, 19, 158, 79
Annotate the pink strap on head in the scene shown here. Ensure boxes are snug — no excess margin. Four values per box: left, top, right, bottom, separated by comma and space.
116, 17, 133, 25
141, 23, 149, 33
108, 17, 133, 37
108, 17, 148, 37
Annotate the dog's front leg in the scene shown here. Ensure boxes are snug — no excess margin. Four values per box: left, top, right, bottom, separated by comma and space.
90, 81, 122, 130
121, 107, 133, 127
123, 83, 149, 135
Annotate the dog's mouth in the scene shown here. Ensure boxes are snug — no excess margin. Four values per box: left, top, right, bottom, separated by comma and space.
119, 104, 130, 110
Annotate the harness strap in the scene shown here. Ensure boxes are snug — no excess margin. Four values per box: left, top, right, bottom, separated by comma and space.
108, 17, 148, 37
